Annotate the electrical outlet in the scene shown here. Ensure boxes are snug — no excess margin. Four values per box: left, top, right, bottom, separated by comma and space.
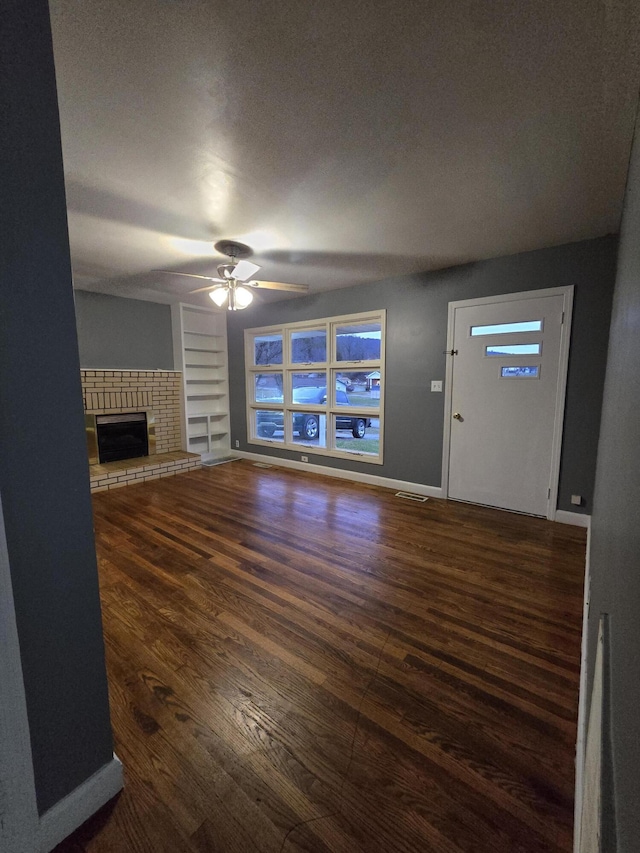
431, 380, 443, 392
571, 494, 582, 506
235, 440, 239, 448
301, 455, 309, 462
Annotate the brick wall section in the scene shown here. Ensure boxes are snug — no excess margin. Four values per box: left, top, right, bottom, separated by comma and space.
81, 370, 182, 454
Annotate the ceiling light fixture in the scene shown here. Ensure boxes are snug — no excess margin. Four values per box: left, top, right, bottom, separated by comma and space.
156, 239, 309, 308
209, 282, 254, 310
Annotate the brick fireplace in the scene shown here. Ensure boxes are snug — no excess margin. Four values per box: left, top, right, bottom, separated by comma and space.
81, 369, 200, 491
81, 369, 182, 453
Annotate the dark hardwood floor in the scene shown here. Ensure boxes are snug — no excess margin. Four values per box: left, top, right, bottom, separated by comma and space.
55, 460, 586, 852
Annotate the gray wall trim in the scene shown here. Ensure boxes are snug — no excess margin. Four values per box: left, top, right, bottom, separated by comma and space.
0, 493, 39, 853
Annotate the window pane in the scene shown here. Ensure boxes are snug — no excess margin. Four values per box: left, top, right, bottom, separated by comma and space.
291, 412, 327, 448
255, 410, 284, 441
253, 334, 283, 365
501, 365, 540, 378
335, 322, 381, 361
486, 343, 541, 356
471, 320, 542, 336
334, 415, 380, 456
291, 329, 326, 363
291, 374, 326, 402
335, 371, 380, 407
254, 373, 283, 403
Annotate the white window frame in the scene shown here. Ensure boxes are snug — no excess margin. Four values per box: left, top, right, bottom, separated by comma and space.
245, 310, 385, 464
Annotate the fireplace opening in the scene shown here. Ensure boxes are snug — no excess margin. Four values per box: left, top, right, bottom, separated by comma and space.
96, 412, 149, 463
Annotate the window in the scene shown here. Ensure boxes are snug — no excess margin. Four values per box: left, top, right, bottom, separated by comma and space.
291, 329, 327, 363
335, 321, 382, 361
471, 320, 542, 336
501, 365, 540, 378
485, 343, 541, 356
245, 311, 385, 463
253, 333, 283, 365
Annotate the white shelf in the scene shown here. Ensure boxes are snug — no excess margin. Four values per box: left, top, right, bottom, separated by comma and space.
188, 411, 226, 420
172, 303, 230, 458
187, 393, 224, 400
185, 364, 224, 371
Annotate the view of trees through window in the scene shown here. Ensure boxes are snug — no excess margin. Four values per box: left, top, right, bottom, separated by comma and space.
254, 334, 283, 365
291, 330, 326, 362
336, 335, 381, 360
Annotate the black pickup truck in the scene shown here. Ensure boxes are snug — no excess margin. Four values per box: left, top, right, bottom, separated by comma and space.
256, 387, 371, 440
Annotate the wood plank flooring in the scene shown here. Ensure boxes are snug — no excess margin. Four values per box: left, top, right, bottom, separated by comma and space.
54, 460, 586, 852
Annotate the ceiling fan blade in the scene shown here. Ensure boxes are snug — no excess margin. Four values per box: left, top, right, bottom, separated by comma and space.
250, 280, 309, 292
155, 270, 226, 283
189, 283, 226, 294
232, 259, 261, 281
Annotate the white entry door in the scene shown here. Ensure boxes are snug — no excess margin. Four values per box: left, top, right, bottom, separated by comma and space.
445, 287, 573, 517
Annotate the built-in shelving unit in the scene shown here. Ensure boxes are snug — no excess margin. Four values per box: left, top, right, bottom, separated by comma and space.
172, 303, 231, 461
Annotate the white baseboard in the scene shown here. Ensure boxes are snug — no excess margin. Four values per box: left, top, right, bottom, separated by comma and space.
555, 510, 591, 528
574, 518, 592, 852
237, 453, 595, 525
235, 450, 444, 499
38, 754, 123, 853
578, 615, 606, 853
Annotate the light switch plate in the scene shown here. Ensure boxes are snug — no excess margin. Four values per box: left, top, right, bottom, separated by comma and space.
431, 380, 443, 392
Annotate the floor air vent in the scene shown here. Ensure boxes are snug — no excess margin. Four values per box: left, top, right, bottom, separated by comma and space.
395, 491, 428, 502
253, 462, 273, 468
201, 456, 239, 467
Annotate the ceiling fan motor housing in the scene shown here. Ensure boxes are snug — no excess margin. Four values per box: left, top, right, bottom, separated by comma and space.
214, 240, 253, 260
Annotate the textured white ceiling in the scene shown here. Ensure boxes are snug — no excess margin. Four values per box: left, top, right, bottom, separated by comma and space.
50, 0, 640, 307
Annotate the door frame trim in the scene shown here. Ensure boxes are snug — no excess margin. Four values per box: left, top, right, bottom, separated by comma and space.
441, 285, 574, 520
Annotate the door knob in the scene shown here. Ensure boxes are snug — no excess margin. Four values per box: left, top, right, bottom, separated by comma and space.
453, 412, 462, 420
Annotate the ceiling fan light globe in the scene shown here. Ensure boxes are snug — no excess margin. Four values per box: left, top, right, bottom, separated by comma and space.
210, 288, 228, 307
234, 286, 254, 309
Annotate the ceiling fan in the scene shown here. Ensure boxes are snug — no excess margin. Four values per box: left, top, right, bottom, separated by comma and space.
157, 240, 309, 310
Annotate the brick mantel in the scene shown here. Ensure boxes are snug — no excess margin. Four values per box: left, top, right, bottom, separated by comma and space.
81, 370, 182, 455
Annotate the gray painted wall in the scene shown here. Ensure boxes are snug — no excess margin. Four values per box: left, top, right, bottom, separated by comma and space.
74, 289, 174, 369
587, 107, 640, 850
228, 236, 616, 513
0, 0, 114, 814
